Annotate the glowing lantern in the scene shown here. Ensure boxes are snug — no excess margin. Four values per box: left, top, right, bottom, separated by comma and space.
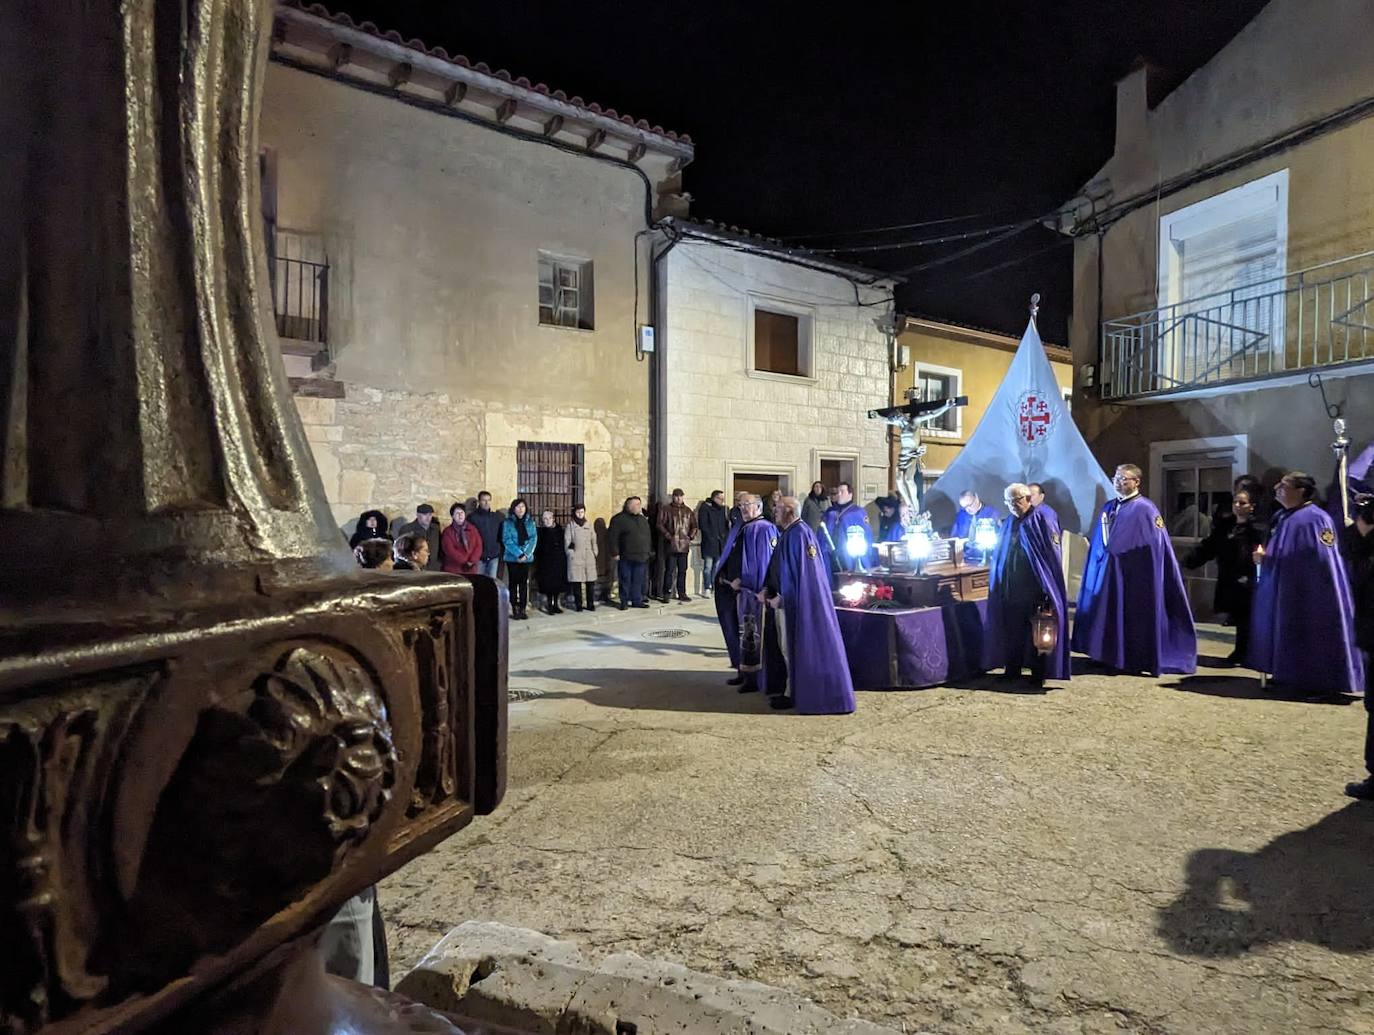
905, 529, 932, 560
973, 517, 999, 554
845, 525, 870, 559
1032, 601, 1058, 655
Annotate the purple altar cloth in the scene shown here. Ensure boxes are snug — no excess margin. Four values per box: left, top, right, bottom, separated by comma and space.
835, 601, 988, 690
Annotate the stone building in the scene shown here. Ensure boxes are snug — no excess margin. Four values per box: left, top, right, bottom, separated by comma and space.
1054, 0, 1374, 607
654, 220, 898, 507
893, 317, 1073, 494
262, 1, 693, 527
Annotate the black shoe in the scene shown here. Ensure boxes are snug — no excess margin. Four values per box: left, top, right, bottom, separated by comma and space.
996, 670, 1021, 683
659, 596, 671, 604
737, 683, 759, 694
618, 602, 628, 611
727, 675, 745, 686
770, 695, 795, 710
633, 602, 651, 609
677, 595, 690, 603
574, 604, 583, 612
1345, 778, 1374, 800
552, 605, 563, 614
587, 604, 595, 612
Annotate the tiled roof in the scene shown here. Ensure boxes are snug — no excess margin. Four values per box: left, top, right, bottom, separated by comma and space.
666, 218, 901, 284
283, 1, 692, 147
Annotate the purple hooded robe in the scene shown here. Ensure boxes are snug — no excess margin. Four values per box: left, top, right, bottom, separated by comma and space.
776, 521, 856, 714
985, 507, 1071, 680
1071, 494, 1197, 675
1248, 502, 1364, 693
714, 518, 744, 667
735, 517, 779, 689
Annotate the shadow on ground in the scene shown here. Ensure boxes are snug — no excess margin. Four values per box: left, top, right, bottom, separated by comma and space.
1158, 803, 1374, 956
508, 667, 781, 715
1164, 674, 1358, 705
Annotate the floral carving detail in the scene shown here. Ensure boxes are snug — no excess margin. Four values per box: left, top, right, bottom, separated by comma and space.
116, 645, 395, 984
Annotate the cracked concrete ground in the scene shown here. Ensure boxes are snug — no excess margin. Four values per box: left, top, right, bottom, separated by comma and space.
381, 598, 1374, 1034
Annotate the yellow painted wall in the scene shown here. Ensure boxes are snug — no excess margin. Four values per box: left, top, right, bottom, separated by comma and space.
892, 322, 1073, 477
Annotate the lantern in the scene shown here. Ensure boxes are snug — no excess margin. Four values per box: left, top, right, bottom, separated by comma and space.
845, 524, 870, 559
905, 528, 932, 560
1032, 601, 1058, 655
973, 517, 999, 554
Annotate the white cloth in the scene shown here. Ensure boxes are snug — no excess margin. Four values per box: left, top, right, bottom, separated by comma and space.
926, 318, 1113, 535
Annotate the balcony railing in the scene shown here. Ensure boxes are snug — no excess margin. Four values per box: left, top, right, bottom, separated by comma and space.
1100, 250, 1374, 400
270, 253, 330, 357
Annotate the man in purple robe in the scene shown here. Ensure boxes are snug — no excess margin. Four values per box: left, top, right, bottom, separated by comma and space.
760, 497, 856, 714
1249, 470, 1364, 695
950, 490, 1002, 566
1028, 483, 1061, 539
986, 483, 1070, 686
820, 482, 873, 584
1072, 463, 1197, 675
714, 512, 744, 677
719, 494, 778, 692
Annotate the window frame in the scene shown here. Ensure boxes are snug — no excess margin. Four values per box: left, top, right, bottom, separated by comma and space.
745, 295, 817, 384
911, 362, 964, 439
1147, 434, 1249, 545
516, 440, 585, 525
538, 251, 595, 331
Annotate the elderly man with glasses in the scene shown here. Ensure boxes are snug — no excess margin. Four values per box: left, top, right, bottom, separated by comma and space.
985, 483, 1070, 687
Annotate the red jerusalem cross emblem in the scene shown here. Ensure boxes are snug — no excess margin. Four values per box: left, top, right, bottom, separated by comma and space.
1017, 391, 1054, 445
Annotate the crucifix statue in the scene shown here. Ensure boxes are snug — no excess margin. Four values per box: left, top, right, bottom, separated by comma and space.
868, 389, 969, 519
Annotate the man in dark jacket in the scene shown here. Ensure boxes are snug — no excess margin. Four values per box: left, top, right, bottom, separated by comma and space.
397, 504, 442, 571
608, 496, 653, 610
696, 490, 730, 598
1343, 497, 1374, 800
469, 491, 504, 578
657, 488, 698, 603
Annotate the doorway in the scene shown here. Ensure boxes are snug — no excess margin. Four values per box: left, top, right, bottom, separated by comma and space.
818, 457, 856, 495
732, 472, 788, 500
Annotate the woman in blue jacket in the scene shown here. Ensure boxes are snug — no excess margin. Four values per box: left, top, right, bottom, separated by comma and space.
501, 497, 538, 620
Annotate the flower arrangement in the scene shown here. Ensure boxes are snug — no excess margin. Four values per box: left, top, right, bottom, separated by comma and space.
837, 580, 899, 609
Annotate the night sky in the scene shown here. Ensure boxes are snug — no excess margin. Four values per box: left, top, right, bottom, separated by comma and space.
326, 0, 1269, 343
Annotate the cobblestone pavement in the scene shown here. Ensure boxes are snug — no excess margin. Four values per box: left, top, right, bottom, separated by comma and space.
382, 598, 1374, 1034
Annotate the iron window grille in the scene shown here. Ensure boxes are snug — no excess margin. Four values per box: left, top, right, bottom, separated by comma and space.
517, 441, 585, 524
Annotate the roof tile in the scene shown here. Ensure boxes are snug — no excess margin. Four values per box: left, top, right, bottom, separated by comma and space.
280, 0, 690, 147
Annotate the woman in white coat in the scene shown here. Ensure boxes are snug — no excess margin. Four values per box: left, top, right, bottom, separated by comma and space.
564, 503, 599, 611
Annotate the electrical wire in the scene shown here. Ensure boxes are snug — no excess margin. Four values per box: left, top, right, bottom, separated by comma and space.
890, 220, 1041, 278
778, 211, 991, 242
915, 236, 1073, 289
816, 219, 1042, 255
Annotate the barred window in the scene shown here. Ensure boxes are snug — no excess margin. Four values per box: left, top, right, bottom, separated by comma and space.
517, 441, 584, 524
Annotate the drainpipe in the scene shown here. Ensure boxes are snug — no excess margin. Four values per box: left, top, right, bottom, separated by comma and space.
648, 226, 683, 500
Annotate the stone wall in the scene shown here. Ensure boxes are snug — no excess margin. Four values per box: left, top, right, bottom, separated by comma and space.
661, 239, 895, 504
295, 391, 647, 532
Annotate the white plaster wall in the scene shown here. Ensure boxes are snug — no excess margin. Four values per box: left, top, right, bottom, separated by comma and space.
662, 241, 894, 504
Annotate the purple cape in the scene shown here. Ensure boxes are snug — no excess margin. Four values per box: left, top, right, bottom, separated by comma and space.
1248, 503, 1364, 692
735, 518, 778, 688
821, 502, 872, 573
985, 508, 1071, 680
778, 522, 856, 714
1037, 503, 1062, 539
714, 519, 744, 666
1071, 495, 1197, 675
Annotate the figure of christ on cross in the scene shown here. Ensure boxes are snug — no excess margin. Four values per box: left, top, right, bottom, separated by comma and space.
869, 388, 970, 521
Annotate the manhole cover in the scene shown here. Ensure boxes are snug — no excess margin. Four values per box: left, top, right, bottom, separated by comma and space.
507, 687, 544, 701
642, 629, 690, 640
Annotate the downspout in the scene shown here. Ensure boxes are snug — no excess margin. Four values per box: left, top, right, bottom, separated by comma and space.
649, 227, 683, 500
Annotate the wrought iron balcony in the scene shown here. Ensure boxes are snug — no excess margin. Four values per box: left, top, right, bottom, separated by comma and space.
1100, 250, 1374, 401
